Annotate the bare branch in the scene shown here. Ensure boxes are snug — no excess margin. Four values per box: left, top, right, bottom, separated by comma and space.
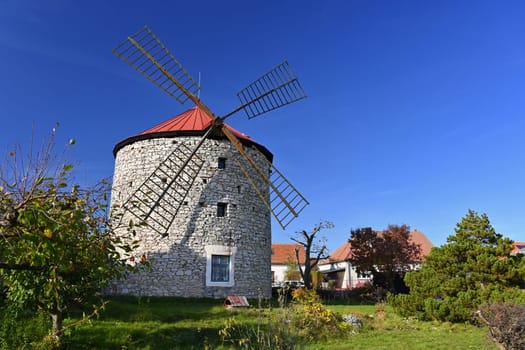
290, 237, 306, 247
290, 221, 334, 289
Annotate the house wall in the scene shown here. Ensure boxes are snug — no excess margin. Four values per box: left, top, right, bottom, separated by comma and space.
271, 264, 306, 284
109, 136, 272, 298
272, 264, 288, 283
318, 261, 370, 289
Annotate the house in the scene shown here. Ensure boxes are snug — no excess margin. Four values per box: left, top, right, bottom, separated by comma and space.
317, 241, 364, 289
318, 229, 434, 289
511, 242, 525, 256
271, 243, 306, 285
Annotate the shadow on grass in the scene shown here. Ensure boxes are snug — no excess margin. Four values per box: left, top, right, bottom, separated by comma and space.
62, 322, 223, 350
61, 296, 261, 349
93, 296, 232, 323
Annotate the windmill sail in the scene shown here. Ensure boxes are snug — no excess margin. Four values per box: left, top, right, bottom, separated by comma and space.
113, 26, 200, 105
235, 61, 307, 119
251, 146, 309, 228
122, 131, 213, 236
221, 127, 309, 229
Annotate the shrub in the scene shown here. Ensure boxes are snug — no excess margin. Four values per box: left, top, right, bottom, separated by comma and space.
0, 305, 51, 350
477, 302, 525, 350
220, 289, 354, 349
310, 270, 323, 290
327, 280, 336, 290
291, 288, 351, 342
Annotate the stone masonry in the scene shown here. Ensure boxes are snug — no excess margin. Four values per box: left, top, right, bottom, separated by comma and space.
109, 135, 272, 298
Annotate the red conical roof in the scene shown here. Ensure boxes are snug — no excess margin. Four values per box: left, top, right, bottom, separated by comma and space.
113, 106, 272, 161
139, 106, 213, 134
137, 106, 253, 142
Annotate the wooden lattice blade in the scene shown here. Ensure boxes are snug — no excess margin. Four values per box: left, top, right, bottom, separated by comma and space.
250, 145, 309, 228
122, 141, 205, 236
221, 126, 309, 229
113, 25, 200, 105
236, 61, 307, 119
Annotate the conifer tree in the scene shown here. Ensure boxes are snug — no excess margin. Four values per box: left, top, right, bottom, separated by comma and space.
390, 209, 525, 322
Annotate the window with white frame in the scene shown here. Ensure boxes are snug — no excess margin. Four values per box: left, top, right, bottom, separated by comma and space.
211, 255, 230, 282
205, 245, 236, 287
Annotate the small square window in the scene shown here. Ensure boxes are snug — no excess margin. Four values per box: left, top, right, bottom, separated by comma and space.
218, 157, 227, 169
217, 202, 227, 217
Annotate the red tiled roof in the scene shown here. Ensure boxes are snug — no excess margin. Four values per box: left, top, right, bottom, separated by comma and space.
324, 229, 434, 263
113, 106, 272, 161
327, 241, 352, 263
271, 243, 306, 264
512, 242, 525, 255
138, 106, 252, 142
410, 229, 433, 257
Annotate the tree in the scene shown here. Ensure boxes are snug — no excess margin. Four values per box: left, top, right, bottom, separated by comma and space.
0, 128, 139, 342
390, 210, 525, 322
348, 225, 421, 294
291, 221, 334, 289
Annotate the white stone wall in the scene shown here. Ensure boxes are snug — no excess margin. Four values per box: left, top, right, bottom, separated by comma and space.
109, 135, 272, 298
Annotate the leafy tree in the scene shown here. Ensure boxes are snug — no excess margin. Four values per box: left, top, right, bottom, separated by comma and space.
291, 221, 334, 289
390, 210, 525, 322
348, 225, 421, 293
0, 128, 139, 342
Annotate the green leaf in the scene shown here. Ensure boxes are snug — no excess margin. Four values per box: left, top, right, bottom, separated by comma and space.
63, 164, 74, 172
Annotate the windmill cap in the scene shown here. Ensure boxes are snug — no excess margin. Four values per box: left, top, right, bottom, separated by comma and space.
113, 106, 273, 161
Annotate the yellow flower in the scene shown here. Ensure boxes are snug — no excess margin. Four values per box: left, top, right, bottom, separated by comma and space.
44, 229, 53, 239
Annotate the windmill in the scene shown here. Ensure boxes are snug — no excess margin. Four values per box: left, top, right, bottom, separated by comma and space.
113, 25, 308, 237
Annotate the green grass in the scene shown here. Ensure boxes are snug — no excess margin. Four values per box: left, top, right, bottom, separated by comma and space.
54, 297, 496, 349
62, 297, 230, 349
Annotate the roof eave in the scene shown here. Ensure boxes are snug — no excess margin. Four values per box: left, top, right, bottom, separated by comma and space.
113, 128, 274, 162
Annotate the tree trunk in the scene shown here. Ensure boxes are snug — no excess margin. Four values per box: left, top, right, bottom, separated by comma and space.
51, 311, 63, 337
303, 265, 312, 289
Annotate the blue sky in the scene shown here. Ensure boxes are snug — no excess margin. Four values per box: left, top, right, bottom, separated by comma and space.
1, 0, 524, 251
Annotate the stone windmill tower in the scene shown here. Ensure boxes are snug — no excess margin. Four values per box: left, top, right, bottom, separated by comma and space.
109, 26, 308, 298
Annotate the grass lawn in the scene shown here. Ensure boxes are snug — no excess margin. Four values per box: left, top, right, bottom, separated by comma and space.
56, 297, 496, 349
319, 303, 495, 350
